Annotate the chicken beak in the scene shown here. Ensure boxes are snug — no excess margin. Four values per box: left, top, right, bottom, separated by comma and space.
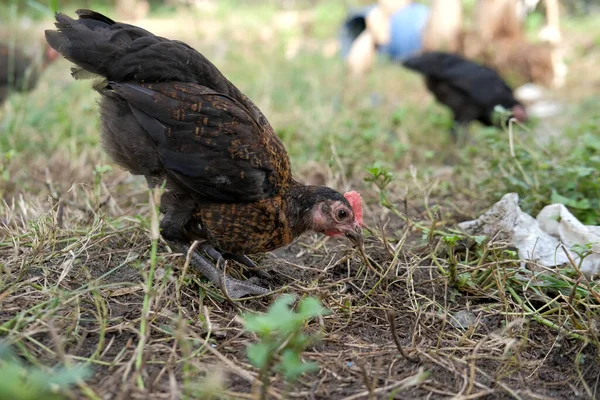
345, 225, 364, 248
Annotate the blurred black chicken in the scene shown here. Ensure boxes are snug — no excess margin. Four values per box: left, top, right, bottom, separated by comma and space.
45, 10, 364, 298
0, 42, 59, 105
403, 51, 528, 142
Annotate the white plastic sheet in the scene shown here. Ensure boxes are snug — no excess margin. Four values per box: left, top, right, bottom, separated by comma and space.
458, 193, 600, 276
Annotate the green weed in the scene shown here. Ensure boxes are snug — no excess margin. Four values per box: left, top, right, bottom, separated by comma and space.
0, 341, 90, 400
243, 295, 329, 399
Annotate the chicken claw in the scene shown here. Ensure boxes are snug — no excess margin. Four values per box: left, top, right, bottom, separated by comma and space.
168, 241, 269, 299
197, 243, 272, 280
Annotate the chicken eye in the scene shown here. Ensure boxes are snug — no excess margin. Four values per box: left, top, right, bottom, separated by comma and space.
337, 209, 348, 220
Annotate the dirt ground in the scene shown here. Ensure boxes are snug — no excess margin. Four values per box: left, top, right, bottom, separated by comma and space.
2, 181, 599, 399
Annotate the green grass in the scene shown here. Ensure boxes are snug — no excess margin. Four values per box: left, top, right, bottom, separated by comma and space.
1, 1, 600, 399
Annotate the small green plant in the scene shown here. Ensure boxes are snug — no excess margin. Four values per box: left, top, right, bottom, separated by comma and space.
442, 234, 462, 286
242, 295, 330, 399
0, 342, 90, 400
492, 105, 512, 128
0, 149, 16, 182
365, 162, 394, 208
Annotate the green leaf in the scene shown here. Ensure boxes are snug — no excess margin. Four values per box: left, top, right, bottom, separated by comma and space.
571, 243, 593, 257
0, 342, 14, 360
247, 343, 273, 369
473, 235, 486, 245
45, 365, 91, 387
575, 167, 595, 178
551, 190, 591, 210
287, 333, 312, 350
0, 343, 89, 400
243, 314, 277, 335
503, 249, 518, 258
243, 296, 327, 383
297, 297, 328, 319
278, 349, 319, 381
266, 295, 299, 332
94, 164, 113, 175
442, 235, 461, 247
392, 108, 406, 125
243, 294, 300, 335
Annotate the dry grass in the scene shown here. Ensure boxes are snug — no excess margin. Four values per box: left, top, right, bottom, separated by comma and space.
1, 1, 600, 399
3, 171, 600, 399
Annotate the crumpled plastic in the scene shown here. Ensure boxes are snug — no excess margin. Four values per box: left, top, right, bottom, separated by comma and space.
458, 193, 600, 277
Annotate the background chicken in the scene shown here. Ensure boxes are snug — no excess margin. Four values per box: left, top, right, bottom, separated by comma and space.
45, 9, 363, 299
402, 51, 528, 142
0, 42, 59, 105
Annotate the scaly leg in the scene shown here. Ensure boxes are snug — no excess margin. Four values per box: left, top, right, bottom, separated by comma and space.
168, 241, 269, 299
225, 253, 273, 280
445, 122, 471, 164
450, 122, 470, 146
157, 193, 269, 298
198, 243, 272, 280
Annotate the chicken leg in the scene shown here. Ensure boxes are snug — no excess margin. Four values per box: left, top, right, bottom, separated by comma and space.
197, 243, 272, 280
167, 241, 269, 299
450, 121, 471, 146
157, 192, 270, 298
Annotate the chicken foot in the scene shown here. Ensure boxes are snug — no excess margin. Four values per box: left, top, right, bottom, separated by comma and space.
167, 241, 270, 299
450, 121, 470, 146
197, 243, 272, 280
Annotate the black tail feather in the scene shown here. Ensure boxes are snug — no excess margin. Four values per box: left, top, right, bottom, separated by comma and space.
76, 9, 116, 26
44, 9, 265, 121
44, 11, 123, 78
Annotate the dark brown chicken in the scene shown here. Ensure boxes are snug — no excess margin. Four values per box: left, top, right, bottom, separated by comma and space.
45, 10, 363, 298
403, 51, 528, 142
0, 42, 59, 105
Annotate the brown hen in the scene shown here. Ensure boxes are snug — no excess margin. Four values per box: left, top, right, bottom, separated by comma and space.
45, 10, 363, 298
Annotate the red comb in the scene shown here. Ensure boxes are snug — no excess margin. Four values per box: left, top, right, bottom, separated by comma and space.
344, 191, 363, 226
